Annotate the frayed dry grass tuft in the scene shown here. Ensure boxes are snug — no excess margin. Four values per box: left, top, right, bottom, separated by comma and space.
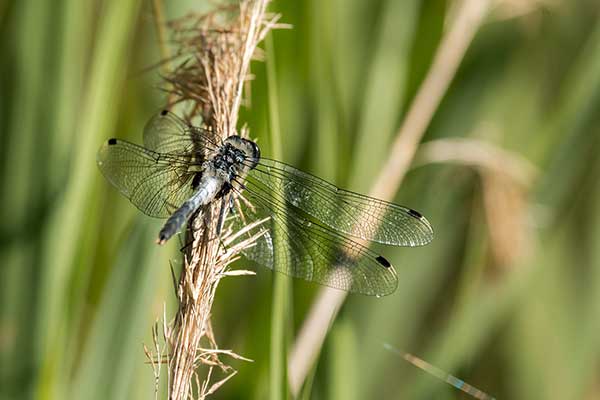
163, 1, 281, 136
144, 1, 279, 399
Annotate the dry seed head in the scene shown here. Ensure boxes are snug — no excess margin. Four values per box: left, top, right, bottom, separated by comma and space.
144, 1, 280, 399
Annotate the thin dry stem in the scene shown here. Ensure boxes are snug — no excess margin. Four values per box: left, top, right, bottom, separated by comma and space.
415, 137, 538, 187
288, 0, 493, 394
492, 0, 555, 20
144, 2, 277, 399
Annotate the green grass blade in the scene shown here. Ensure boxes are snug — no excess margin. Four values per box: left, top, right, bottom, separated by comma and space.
267, 33, 291, 400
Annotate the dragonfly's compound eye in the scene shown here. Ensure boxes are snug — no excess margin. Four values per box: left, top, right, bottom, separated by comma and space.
246, 140, 260, 169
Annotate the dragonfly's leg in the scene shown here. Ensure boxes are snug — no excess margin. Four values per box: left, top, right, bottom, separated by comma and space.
227, 194, 235, 213
215, 195, 230, 237
179, 239, 194, 253
178, 208, 204, 253
211, 195, 238, 255
175, 225, 192, 252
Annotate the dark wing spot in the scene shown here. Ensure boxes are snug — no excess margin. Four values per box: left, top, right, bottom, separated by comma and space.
408, 209, 423, 219
108, 138, 117, 145
160, 109, 168, 116
376, 255, 392, 268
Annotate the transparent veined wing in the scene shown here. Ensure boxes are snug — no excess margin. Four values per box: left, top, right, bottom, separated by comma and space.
246, 158, 434, 247
97, 138, 197, 218
228, 174, 399, 296
143, 110, 220, 155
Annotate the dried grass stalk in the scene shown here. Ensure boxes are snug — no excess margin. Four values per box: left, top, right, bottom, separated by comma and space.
144, 2, 280, 399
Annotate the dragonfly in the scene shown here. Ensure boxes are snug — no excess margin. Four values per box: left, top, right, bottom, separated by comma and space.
97, 110, 433, 296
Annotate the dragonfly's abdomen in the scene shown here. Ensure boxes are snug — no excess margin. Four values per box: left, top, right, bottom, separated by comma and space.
157, 175, 223, 244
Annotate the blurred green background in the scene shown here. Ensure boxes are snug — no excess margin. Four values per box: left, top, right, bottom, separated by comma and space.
1, 0, 600, 399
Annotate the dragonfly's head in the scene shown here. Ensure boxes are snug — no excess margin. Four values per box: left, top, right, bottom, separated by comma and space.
222, 135, 261, 172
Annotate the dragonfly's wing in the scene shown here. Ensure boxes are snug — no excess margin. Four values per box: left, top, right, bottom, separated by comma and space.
97, 138, 196, 218
247, 158, 433, 247
143, 110, 220, 155
228, 175, 398, 296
